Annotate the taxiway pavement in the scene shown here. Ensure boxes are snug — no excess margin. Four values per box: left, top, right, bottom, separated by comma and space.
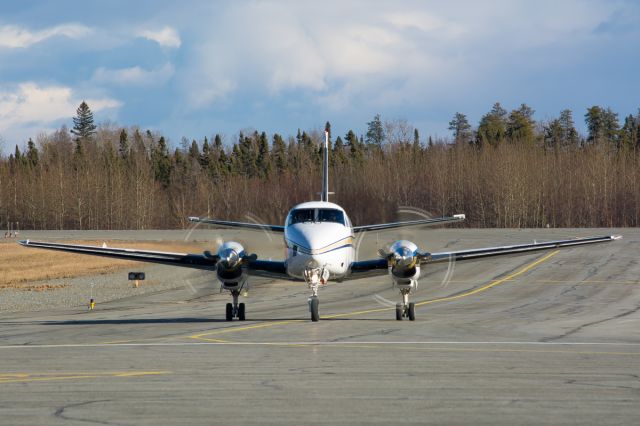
1, 228, 639, 425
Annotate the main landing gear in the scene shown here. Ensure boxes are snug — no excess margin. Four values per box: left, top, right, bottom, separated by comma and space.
225, 290, 246, 321
395, 288, 416, 321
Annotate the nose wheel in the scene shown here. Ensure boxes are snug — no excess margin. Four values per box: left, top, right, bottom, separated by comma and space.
309, 296, 320, 322
226, 290, 246, 321
396, 289, 416, 321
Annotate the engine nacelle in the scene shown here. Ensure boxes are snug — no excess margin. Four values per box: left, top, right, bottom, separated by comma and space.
387, 240, 422, 289
215, 241, 248, 289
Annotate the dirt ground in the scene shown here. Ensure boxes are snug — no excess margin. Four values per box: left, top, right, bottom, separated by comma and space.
0, 239, 207, 290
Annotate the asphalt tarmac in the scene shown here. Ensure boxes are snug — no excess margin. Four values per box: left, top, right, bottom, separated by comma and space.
1, 228, 639, 425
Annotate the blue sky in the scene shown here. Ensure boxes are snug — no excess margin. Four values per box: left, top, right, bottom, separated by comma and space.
0, 0, 639, 151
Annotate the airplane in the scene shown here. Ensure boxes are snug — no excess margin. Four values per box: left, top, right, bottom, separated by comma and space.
19, 131, 621, 322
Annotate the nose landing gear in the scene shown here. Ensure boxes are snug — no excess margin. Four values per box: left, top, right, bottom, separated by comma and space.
395, 287, 416, 321
226, 290, 246, 321
304, 265, 329, 322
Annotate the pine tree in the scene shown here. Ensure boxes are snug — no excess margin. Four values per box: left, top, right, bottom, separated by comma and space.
332, 136, 346, 165
365, 114, 385, 145
506, 104, 536, 144
559, 109, 579, 146
200, 137, 211, 169
477, 102, 508, 146
585, 106, 619, 144
346, 130, 363, 162
152, 136, 171, 187
448, 112, 472, 144
118, 129, 129, 159
189, 139, 200, 162
272, 133, 287, 173
26, 138, 39, 167
256, 131, 272, 177
70, 101, 97, 141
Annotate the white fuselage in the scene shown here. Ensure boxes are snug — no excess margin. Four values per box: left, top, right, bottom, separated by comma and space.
283, 201, 355, 280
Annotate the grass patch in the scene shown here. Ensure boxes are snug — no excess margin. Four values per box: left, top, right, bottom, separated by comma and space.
0, 240, 208, 291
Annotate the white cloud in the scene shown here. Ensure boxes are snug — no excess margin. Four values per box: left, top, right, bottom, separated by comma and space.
137, 26, 181, 48
0, 23, 92, 48
179, 0, 617, 110
92, 63, 175, 86
0, 82, 121, 144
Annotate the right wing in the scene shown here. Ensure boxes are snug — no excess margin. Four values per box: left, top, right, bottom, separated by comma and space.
18, 240, 219, 271
346, 234, 621, 278
353, 214, 465, 233
188, 217, 284, 232
426, 235, 622, 263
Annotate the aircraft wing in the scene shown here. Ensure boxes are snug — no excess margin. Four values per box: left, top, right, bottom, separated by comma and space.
18, 240, 219, 271
426, 235, 621, 263
246, 260, 288, 279
352, 214, 465, 233
347, 234, 621, 278
188, 217, 284, 232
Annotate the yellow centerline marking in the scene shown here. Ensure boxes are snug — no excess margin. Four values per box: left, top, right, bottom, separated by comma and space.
0, 370, 171, 384
190, 250, 559, 340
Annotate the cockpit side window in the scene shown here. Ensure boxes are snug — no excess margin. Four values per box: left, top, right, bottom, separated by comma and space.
318, 209, 345, 225
288, 209, 315, 225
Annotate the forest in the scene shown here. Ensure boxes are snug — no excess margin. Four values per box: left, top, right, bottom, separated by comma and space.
1, 101, 639, 230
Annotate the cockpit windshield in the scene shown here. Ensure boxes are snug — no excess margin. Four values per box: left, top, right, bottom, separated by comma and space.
288, 208, 346, 226
289, 209, 315, 225
318, 209, 345, 225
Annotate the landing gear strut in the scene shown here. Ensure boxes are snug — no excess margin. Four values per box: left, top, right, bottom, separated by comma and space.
395, 288, 416, 321
304, 265, 328, 322
226, 290, 246, 321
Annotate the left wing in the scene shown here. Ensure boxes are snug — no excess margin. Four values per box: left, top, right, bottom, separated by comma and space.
18, 240, 219, 270
18, 240, 291, 279
188, 217, 284, 232
348, 234, 621, 278
353, 214, 465, 233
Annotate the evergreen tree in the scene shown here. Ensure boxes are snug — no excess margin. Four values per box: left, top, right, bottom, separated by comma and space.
118, 129, 129, 159
152, 136, 171, 187
332, 135, 346, 165
559, 109, 579, 146
365, 114, 385, 145
70, 101, 97, 141
189, 139, 200, 162
448, 112, 472, 144
506, 104, 536, 144
257, 131, 272, 177
272, 133, 287, 173
200, 137, 211, 169
26, 138, 39, 167
619, 111, 640, 148
346, 130, 363, 162
544, 119, 563, 148
585, 106, 619, 144
476, 102, 508, 146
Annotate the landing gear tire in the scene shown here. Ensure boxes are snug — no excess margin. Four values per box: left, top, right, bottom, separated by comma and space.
408, 303, 416, 321
396, 303, 403, 321
309, 296, 320, 322
225, 303, 233, 321
238, 303, 246, 321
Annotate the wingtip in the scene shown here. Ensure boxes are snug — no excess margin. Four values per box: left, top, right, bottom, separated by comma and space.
188, 216, 200, 222
18, 239, 28, 245
453, 213, 466, 220
611, 235, 623, 240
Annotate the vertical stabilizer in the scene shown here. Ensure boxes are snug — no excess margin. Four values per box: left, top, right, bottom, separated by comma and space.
321, 130, 329, 202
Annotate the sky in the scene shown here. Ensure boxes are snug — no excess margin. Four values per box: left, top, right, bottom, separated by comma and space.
0, 0, 639, 151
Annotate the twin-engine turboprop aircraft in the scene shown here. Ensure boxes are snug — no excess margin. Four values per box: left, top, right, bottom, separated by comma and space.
19, 131, 621, 322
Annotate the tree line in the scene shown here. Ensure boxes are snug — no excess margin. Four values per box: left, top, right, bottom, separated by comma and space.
1, 102, 639, 231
